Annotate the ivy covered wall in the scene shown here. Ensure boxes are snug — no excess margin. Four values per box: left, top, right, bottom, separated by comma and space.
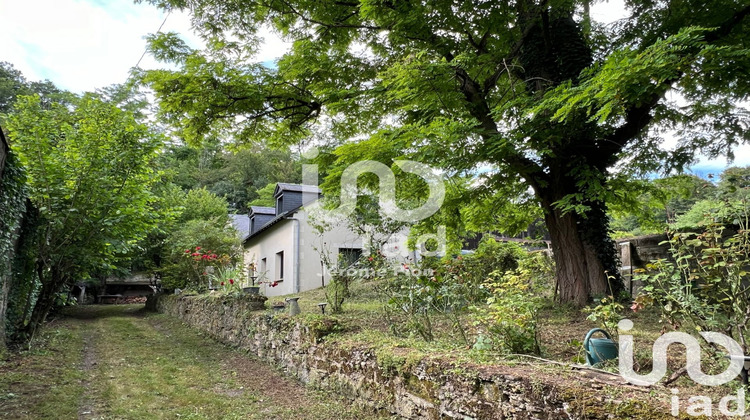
0, 129, 42, 353
0, 136, 28, 354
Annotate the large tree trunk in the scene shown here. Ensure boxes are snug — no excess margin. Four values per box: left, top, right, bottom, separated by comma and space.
543, 204, 605, 305
539, 188, 623, 306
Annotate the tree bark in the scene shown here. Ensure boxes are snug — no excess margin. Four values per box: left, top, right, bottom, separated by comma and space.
540, 191, 621, 306
0, 127, 15, 354
544, 206, 590, 305
25, 263, 62, 338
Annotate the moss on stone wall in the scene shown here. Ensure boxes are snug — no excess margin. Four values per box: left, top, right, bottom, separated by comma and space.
147, 293, 671, 419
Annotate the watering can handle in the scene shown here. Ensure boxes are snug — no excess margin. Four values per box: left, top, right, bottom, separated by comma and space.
583, 328, 612, 347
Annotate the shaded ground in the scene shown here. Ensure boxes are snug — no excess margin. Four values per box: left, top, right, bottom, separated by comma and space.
0, 304, 384, 420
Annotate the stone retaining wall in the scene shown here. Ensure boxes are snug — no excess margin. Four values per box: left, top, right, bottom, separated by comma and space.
147, 294, 660, 419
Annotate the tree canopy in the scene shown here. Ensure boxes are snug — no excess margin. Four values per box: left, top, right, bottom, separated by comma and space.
140, 0, 750, 304
159, 141, 301, 212
5, 93, 163, 333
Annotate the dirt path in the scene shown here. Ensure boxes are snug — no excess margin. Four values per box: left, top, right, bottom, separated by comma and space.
2, 305, 382, 420
77, 330, 98, 419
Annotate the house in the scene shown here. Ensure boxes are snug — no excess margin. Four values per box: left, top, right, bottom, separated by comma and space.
243, 183, 412, 297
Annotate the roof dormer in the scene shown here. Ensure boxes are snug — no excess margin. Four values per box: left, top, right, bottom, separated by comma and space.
248, 206, 275, 234
272, 183, 321, 216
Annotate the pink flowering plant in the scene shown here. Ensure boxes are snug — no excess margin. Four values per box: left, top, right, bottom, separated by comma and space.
177, 246, 232, 291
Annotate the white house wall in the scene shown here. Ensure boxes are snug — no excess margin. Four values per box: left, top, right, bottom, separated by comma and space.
244, 219, 296, 298
296, 208, 364, 294
244, 207, 417, 299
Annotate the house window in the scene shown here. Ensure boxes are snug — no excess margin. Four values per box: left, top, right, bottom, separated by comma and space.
275, 251, 284, 281
260, 257, 267, 275
338, 248, 362, 269
276, 196, 283, 214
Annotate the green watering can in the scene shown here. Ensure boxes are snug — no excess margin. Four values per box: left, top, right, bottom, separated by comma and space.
583, 328, 618, 366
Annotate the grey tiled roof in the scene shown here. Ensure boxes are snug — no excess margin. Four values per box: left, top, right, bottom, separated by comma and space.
274, 183, 322, 194
249, 206, 275, 215
230, 214, 251, 241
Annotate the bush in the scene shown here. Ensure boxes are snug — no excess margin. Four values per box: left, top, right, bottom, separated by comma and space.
418, 238, 528, 305
380, 260, 472, 343
161, 219, 241, 290
471, 252, 549, 355
377, 240, 553, 347
325, 278, 348, 314
634, 219, 750, 352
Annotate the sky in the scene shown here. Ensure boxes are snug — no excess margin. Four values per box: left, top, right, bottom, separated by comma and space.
0, 0, 290, 92
0, 0, 746, 175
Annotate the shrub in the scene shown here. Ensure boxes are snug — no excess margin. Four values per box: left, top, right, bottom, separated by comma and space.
634, 219, 750, 352
471, 253, 547, 355
418, 238, 529, 306
325, 277, 348, 314
212, 265, 246, 294
377, 258, 473, 343
161, 219, 241, 290
378, 239, 552, 346
583, 294, 624, 340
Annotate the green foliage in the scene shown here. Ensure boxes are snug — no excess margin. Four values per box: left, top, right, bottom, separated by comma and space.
609, 174, 717, 236
583, 295, 624, 340
671, 199, 730, 230
377, 240, 549, 345
0, 152, 26, 279
379, 262, 470, 343
414, 238, 532, 305
0, 61, 71, 115
248, 183, 276, 207
160, 220, 241, 290
472, 276, 540, 355
6, 93, 163, 333
471, 252, 552, 354
325, 279, 348, 315
141, 0, 750, 303
670, 167, 750, 230
180, 187, 230, 223
159, 142, 300, 213
6, 206, 41, 343
0, 149, 29, 347
635, 218, 750, 351
212, 265, 246, 294
459, 238, 526, 286
130, 181, 244, 290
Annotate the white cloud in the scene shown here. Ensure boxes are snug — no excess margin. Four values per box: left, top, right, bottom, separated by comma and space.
0, 0, 289, 93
